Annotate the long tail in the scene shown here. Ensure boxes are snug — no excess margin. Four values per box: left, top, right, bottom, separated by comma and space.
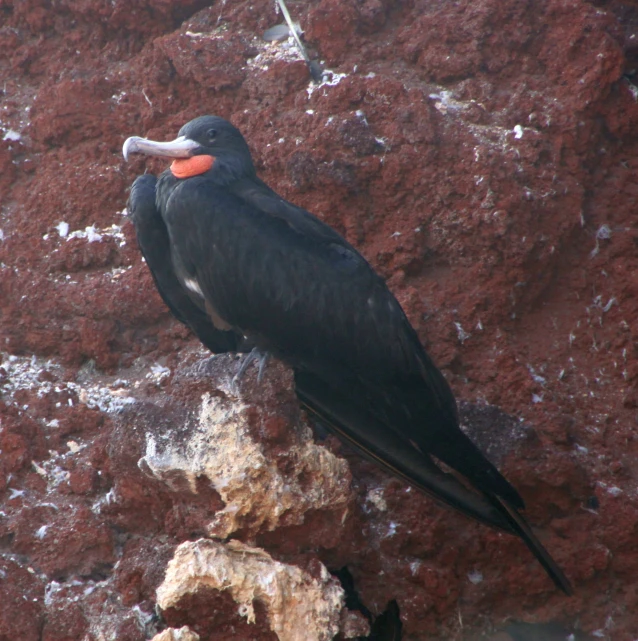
486, 493, 573, 595
294, 369, 573, 595
294, 370, 516, 533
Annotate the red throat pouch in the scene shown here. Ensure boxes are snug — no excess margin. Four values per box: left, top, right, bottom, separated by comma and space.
170, 155, 215, 179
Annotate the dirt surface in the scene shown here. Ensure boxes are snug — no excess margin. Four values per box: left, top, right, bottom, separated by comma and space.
1, 0, 638, 639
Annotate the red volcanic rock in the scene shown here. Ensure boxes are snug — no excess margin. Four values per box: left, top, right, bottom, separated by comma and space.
2, 0, 638, 639
0, 557, 44, 641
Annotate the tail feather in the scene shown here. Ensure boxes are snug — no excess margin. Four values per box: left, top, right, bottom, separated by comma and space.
485, 493, 573, 595
429, 431, 525, 510
294, 369, 573, 595
295, 370, 516, 533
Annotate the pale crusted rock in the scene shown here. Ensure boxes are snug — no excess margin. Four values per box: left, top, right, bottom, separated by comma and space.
139, 389, 351, 538
157, 539, 344, 641
151, 627, 200, 641
340, 608, 371, 638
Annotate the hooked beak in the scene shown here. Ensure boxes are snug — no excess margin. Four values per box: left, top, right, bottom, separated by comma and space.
122, 135, 200, 161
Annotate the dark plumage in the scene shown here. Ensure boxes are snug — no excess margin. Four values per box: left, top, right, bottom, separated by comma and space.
123, 115, 572, 594
127, 172, 247, 354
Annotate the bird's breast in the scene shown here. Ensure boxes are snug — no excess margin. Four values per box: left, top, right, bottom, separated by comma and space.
205, 299, 233, 332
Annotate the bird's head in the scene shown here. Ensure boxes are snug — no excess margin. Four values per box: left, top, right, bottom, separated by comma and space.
123, 115, 255, 184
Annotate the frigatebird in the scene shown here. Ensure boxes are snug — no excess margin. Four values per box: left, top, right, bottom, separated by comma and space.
123, 115, 572, 594
128, 173, 248, 355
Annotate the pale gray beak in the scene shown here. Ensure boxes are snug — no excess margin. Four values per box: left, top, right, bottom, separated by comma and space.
122, 135, 200, 161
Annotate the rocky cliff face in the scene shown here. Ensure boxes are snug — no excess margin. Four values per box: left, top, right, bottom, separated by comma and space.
1, 0, 638, 639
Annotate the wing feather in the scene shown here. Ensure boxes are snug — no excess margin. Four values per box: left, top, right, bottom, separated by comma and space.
154, 171, 570, 593
161, 176, 520, 505
128, 174, 246, 354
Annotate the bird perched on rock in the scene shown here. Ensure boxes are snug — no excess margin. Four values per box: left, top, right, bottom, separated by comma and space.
123, 115, 572, 594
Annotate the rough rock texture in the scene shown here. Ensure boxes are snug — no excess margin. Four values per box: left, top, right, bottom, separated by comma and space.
139, 359, 352, 540
151, 628, 200, 641
157, 538, 344, 641
1, 0, 638, 639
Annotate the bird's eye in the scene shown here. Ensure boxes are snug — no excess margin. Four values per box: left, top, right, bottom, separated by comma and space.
207, 128, 217, 141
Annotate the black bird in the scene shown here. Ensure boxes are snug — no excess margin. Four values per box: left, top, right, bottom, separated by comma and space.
127, 173, 248, 355
123, 115, 572, 595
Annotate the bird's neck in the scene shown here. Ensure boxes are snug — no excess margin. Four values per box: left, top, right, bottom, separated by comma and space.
208, 154, 256, 186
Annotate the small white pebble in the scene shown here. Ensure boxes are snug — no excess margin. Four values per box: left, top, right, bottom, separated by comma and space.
468, 570, 483, 584
56, 222, 69, 238
2, 129, 21, 141
67, 441, 81, 453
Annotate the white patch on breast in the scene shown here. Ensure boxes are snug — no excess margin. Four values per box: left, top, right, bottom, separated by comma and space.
184, 277, 204, 297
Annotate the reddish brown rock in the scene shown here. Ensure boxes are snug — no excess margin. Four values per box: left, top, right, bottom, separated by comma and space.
0, 558, 45, 641
2, 0, 638, 639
